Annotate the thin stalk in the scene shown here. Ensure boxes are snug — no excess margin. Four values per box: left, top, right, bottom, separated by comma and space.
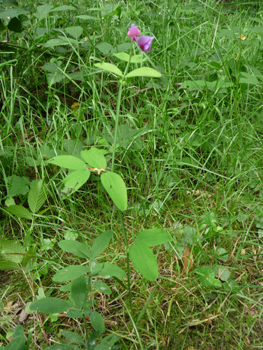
111, 43, 133, 172
118, 210, 132, 309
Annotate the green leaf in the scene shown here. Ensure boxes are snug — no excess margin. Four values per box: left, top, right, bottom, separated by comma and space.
43, 38, 69, 47
96, 42, 113, 55
91, 230, 113, 257
90, 311, 105, 334
134, 229, 171, 247
240, 72, 259, 85
70, 275, 87, 309
0, 239, 24, 264
62, 169, 91, 191
4, 325, 26, 350
30, 298, 73, 314
97, 263, 126, 278
93, 281, 111, 295
0, 256, 19, 271
7, 175, 30, 197
126, 67, 162, 78
65, 26, 83, 39
129, 243, 158, 281
6, 205, 33, 220
52, 265, 90, 282
101, 172, 127, 211
51, 5, 76, 12
60, 330, 85, 346
58, 240, 92, 259
48, 155, 87, 170
67, 308, 83, 319
7, 17, 22, 33
94, 62, 123, 77
195, 266, 220, 287
216, 248, 229, 262
112, 53, 147, 63
28, 179, 47, 214
214, 266, 231, 281
81, 148, 107, 169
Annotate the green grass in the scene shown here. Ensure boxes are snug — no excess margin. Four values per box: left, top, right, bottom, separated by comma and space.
1, 0, 263, 349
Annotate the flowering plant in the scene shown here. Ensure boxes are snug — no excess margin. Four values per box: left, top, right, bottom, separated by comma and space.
127, 24, 155, 52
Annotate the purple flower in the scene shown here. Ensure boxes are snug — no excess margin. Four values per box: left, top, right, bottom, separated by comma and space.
127, 24, 141, 42
137, 36, 154, 52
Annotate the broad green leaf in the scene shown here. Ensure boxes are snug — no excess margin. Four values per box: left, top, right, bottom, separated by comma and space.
8, 17, 22, 33
67, 308, 83, 319
71, 275, 87, 309
91, 230, 113, 257
7, 175, 30, 197
0, 256, 19, 271
43, 38, 70, 47
63, 169, 91, 190
30, 298, 73, 314
130, 243, 158, 281
195, 266, 218, 287
97, 263, 126, 278
240, 72, 259, 85
90, 311, 105, 333
95, 334, 119, 350
93, 281, 111, 295
81, 148, 107, 169
94, 62, 123, 77
60, 330, 85, 346
0, 239, 24, 264
65, 26, 83, 39
216, 248, 229, 262
96, 42, 113, 55
101, 172, 127, 211
214, 266, 231, 281
48, 155, 87, 170
126, 67, 162, 78
52, 265, 90, 282
4, 325, 25, 350
51, 5, 76, 12
112, 53, 147, 63
58, 240, 92, 259
6, 205, 32, 219
28, 179, 47, 214
35, 5, 54, 20
134, 229, 171, 247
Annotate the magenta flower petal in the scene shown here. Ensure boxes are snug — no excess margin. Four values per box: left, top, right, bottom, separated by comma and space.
137, 36, 154, 52
127, 24, 141, 42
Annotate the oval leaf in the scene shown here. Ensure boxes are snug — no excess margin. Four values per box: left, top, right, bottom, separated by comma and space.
70, 275, 87, 309
98, 263, 126, 278
93, 281, 111, 295
126, 67, 162, 78
52, 265, 90, 282
30, 298, 73, 314
90, 311, 105, 333
63, 169, 90, 189
48, 155, 87, 170
94, 62, 123, 77
134, 228, 171, 247
91, 230, 113, 257
129, 243, 158, 281
81, 148, 107, 169
6, 205, 32, 219
28, 179, 47, 214
101, 172, 127, 211
58, 240, 92, 259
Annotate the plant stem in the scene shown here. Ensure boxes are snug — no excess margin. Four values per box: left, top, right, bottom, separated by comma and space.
111, 43, 133, 172
118, 210, 132, 309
